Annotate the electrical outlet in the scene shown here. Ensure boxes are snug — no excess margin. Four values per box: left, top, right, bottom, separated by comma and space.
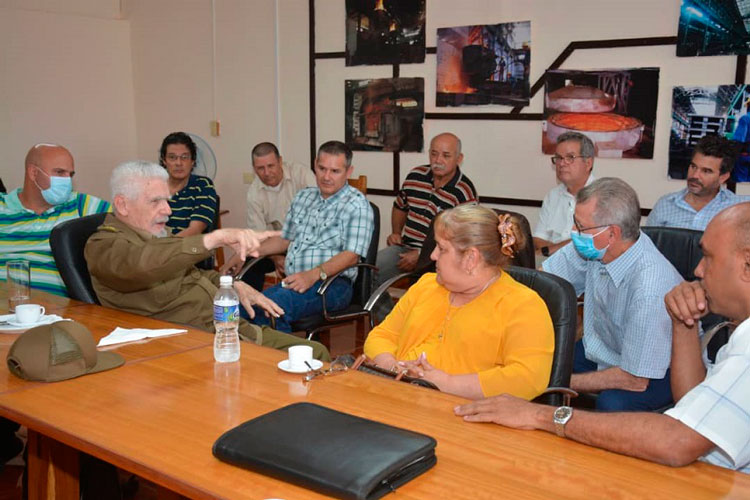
210, 120, 220, 137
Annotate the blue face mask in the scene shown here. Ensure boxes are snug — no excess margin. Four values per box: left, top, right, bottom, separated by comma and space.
571, 226, 609, 260
34, 167, 73, 206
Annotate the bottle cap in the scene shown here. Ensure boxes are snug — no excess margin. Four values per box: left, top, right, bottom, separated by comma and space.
219, 275, 233, 286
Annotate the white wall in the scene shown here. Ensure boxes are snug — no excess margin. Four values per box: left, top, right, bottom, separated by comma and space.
278, 0, 750, 248
128, 0, 280, 229
0, 5, 137, 201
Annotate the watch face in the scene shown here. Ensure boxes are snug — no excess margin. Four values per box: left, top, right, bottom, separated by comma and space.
554, 406, 572, 422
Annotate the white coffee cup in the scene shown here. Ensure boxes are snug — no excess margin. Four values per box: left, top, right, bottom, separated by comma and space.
287, 345, 313, 370
15, 304, 45, 324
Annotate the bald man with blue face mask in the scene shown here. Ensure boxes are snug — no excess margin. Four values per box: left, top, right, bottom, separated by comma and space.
0, 144, 110, 296
542, 177, 683, 412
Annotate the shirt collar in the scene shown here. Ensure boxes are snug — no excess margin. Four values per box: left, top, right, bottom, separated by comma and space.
427, 166, 463, 190
315, 183, 351, 204
4, 188, 73, 215
602, 231, 645, 287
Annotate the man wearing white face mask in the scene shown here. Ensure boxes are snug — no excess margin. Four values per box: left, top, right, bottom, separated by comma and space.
542, 177, 682, 411
0, 143, 110, 296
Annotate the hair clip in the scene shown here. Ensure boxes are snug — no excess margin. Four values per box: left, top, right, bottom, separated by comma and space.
497, 214, 516, 257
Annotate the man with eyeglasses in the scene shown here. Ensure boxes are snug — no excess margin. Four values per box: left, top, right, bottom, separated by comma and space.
647, 134, 746, 230
541, 177, 682, 411
0, 143, 110, 296
456, 202, 750, 473
533, 132, 596, 258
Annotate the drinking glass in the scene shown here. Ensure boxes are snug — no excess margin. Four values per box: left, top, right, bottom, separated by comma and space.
7, 260, 30, 313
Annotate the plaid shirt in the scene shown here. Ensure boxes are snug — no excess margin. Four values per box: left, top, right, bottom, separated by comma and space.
646, 187, 747, 231
543, 233, 683, 378
282, 185, 373, 281
665, 317, 750, 473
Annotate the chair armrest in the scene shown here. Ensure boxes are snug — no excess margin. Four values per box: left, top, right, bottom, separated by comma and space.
318, 263, 378, 322
542, 387, 579, 407
234, 257, 263, 281
362, 271, 419, 312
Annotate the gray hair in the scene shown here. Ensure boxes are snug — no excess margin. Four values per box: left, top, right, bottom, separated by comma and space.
557, 131, 595, 159
577, 177, 640, 241
110, 161, 168, 200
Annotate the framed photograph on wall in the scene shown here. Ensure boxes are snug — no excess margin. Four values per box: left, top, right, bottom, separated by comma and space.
670, 84, 750, 182
345, 77, 424, 152
676, 0, 750, 57
345, 0, 426, 66
436, 21, 531, 107
542, 68, 659, 159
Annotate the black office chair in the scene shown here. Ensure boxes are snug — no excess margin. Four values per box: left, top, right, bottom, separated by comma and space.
641, 226, 728, 360
49, 213, 107, 304
505, 266, 578, 407
238, 202, 380, 352
196, 194, 220, 270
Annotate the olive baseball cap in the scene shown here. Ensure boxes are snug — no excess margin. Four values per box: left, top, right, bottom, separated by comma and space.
6, 320, 124, 382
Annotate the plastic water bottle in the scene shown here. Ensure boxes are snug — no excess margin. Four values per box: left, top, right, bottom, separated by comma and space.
213, 275, 241, 362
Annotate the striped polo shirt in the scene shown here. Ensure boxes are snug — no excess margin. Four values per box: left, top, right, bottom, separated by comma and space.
0, 188, 110, 296
166, 174, 218, 234
395, 165, 478, 248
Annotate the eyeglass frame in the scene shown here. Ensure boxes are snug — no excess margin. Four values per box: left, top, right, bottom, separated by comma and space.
572, 217, 614, 235
550, 154, 590, 166
163, 153, 193, 163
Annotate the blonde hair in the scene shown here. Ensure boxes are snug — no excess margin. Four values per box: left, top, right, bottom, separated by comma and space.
434, 204, 526, 267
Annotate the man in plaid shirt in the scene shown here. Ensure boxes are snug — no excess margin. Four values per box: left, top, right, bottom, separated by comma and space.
456, 202, 750, 473
248, 140, 374, 333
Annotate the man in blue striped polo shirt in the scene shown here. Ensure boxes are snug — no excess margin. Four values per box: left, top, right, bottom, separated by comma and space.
0, 143, 110, 296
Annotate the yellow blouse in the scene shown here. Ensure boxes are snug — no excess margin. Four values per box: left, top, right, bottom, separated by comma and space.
364, 272, 554, 399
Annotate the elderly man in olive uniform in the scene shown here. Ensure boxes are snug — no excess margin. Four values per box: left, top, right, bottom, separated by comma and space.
85, 160, 328, 360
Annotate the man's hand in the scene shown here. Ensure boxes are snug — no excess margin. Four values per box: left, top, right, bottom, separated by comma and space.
454, 394, 545, 430
233, 281, 284, 319
387, 233, 403, 246
664, 281, 708, 328
270, 255, 286, 277
397, 248, 419, 272
204, 229, 281, 262
220, 253, 244, 276
281, 268, 319, 294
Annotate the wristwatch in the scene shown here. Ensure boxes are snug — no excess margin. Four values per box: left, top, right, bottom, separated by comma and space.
318, 265, 328, 281
553, 406, 573, 438
541, 246, 550, 257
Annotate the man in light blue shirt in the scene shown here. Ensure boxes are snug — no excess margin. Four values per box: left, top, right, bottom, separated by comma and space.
543, 178, 683, 411
249, 141, 374, 333
648, 135, 744, 230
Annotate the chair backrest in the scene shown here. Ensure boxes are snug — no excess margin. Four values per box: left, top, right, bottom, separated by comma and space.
641, 225, 728, 360
348, 175, 367, 195
641, 226, 703, 281
352, 202, 380, 306
414, 208, 536, 274
506, 266, 578, 407
49, 213, 107, 304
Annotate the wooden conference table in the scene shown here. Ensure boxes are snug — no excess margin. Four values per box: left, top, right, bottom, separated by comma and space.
1, 293, 749, 499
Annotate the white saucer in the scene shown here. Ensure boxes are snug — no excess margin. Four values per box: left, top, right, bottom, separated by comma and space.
277, 359, 323, 374
8, 318, 43, 327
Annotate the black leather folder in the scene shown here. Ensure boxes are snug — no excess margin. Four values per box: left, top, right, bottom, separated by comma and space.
212, 402, 437, 499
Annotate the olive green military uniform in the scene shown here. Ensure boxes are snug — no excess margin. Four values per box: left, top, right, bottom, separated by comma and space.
84, 214, 329, 360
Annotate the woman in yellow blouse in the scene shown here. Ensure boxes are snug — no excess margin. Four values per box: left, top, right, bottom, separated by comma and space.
364, 205, 554, 400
